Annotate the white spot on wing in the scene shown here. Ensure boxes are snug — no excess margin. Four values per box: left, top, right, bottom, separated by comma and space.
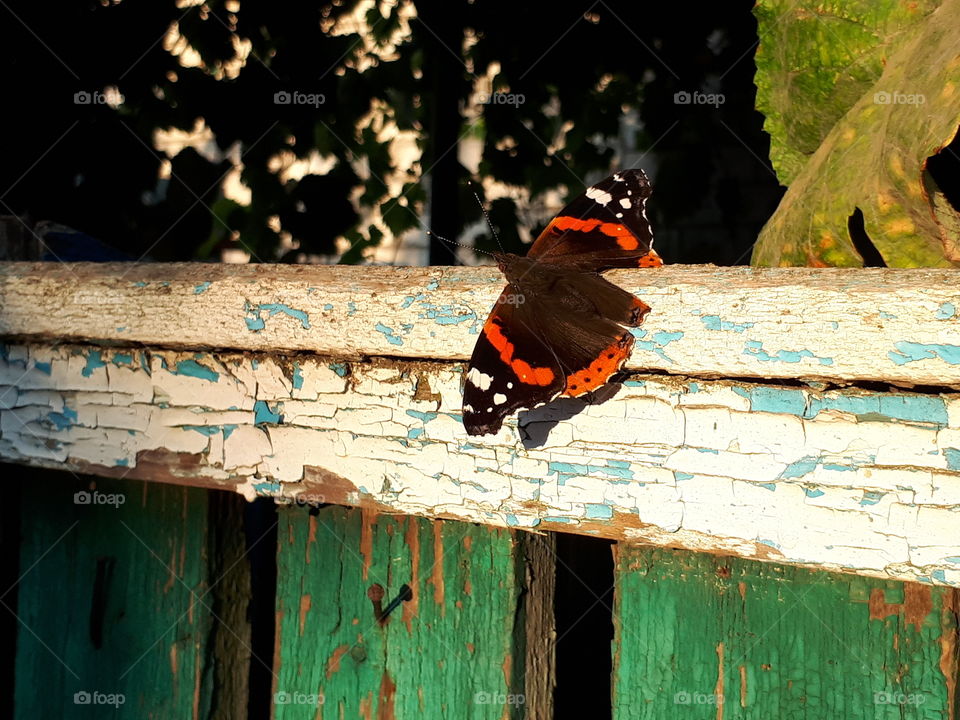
619, 197, 631, 208
507, 382, 513, 389
466, 367, 493, 391
616, 213, 623, 218
493, 393, 507, 405
585, 186, 613, 206
463, 404, 475, 413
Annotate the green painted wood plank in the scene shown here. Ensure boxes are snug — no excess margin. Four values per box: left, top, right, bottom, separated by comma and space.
274, 506, 527, 719
612, 546, 959, 720
14, 473, 215, 719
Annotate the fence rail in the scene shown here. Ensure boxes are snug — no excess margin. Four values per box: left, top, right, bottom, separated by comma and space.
2, 262, 959, 589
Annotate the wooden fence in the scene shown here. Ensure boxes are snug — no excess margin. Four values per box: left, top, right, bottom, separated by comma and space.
2, 261, 959, 718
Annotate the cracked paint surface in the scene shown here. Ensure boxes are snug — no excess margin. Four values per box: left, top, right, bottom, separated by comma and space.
2, 342, 960, 589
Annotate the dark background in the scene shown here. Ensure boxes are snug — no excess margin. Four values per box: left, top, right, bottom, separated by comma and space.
0, 0, 783, 267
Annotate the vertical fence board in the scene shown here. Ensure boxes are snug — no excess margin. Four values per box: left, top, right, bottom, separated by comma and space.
274, 506, 527, 719
14, 472, 214, 719
612, 546, 959, 720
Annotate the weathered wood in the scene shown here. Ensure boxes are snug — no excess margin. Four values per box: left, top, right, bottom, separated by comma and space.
612, 546, 959, 720
4, 262, 960, 387
273, 506, 531, 718
2, 341, 959, 590
14, 472, 217, 719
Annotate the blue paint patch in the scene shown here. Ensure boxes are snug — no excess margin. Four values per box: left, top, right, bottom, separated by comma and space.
173, 359, 218, 382
407, 427, 424, 439
780, 457, 818, 479
879, 311, 898, 320
111, 353, 133, 367
418, 303, 477, 326
406, 409, 438, 423
631, 329, 683, 363
673, 471, 694, 481
548, 461, 634, 482
859, 491, 885, 506
936, 302, 955, 320
253, 400, 283, 426
743, 386, 807, 416
140, 354, 151, 374
823, 463, 857, 472
132, 281, 148, 288
931, 569, 946, 582
700, 315, 754, 333
82, 350, 107, 377
251, 359, 259, 370
945, 557, 960, 564
830, 321, 839, 329
46, 411, 75, 431
542, 516, 574, 524
291, 363, 304, 390
194, 282, 211, 294
347, 301, 357, 316
889, 341, 960, 366
426, 279, 440, 291
182, 425, 222, 436
253, 481, 282, 495
757, 482, 776, 491
943, 448, 960, 471
744, 341, 833, 366
758, 539, 780, 549
34, 361, 52, 375
694, 447, 719, 454
374, 323, 404, 346
329, 362, 348, 377
806, 394, 947, 426
687, 382, 700, 393
505, 514, 520, 527
804, 487, 825, 498
245, 302, 311, 331
115, 458, 129, 467
623, 380, 645, 387
584, 503, 613, 520
116, 327, 126, 332
445, 413, 463, 423
400, 293, 427, 309
323, 303, 334, 311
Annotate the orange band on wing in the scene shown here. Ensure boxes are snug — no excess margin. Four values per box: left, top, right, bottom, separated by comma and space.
552, 216, 639, 250
564, 334, 633, 397
484, 320, 555, 386
637, 250, 663, 267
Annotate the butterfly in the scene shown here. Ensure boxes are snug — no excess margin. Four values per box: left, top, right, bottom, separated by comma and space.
462, 169, 662, 436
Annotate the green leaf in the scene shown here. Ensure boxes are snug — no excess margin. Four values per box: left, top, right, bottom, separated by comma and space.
753, 0, 960, 268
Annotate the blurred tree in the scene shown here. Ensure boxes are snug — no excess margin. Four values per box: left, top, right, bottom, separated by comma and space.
0, 0, 780, 265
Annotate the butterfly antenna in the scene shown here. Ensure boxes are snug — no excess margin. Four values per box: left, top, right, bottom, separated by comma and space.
427, 230, 497, 258
468, 179, 505, 254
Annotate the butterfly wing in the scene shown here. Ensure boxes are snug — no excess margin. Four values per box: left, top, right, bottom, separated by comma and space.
528, 169, 662, 270
463, 288, 565, 436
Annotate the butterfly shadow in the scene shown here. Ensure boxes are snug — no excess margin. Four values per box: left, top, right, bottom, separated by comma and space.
517, 380, 625, 449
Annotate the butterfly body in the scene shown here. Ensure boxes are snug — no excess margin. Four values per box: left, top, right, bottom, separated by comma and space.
463, 170, 662, 436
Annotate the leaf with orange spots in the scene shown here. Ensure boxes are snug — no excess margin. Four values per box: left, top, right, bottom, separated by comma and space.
753, 0, 960, 268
